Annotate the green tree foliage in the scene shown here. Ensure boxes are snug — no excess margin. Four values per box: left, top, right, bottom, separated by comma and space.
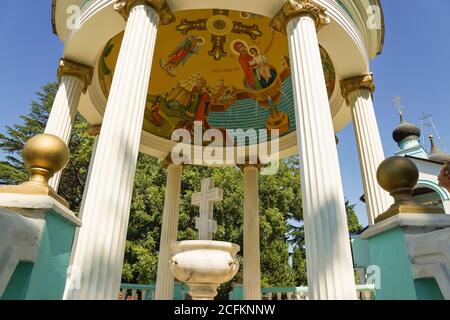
123, 160, 302, 296
0, 82, 362, 298
346, 200, 363, 234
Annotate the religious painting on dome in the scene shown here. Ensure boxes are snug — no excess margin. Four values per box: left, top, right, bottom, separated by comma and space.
160, 35, 206, 76
98, 9, 336, 143
321, 48, 336, 97
231, 40, 277, 90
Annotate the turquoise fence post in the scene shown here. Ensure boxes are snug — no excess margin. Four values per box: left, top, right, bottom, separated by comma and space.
229, 284, 243, 300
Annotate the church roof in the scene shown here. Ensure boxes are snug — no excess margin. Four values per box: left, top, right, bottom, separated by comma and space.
405, 155, 448, 166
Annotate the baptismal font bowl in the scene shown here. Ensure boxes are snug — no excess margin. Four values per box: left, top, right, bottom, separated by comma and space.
170, 240, 240, 300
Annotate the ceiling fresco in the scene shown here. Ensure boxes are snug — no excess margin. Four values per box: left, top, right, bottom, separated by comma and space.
99, 9, 336, 143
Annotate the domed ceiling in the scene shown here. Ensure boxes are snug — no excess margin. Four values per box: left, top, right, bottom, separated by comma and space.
99, 9, 336, 143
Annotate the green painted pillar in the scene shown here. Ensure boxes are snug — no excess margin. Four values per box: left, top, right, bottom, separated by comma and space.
352, 214, 450, 300
0, 195, 81, 300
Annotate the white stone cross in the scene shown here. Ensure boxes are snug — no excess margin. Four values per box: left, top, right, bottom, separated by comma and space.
191, 178, 223, 240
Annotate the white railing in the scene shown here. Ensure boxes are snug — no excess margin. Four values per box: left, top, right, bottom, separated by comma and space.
119, 284, 155, 300
261, 284, 376, 300
120, 283, 376, 300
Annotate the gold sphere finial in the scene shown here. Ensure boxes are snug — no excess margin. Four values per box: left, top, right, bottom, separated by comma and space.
22, 134, 69, 186
377, 156, 419, 193
375, 156, 444, 223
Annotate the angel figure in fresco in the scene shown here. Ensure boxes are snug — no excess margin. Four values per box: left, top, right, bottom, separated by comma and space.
160, 36, 205, 76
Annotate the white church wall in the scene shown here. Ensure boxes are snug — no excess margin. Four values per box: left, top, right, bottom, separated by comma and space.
410, 158, 450, 214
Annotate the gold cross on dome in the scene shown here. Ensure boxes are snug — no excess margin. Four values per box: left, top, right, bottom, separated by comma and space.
392, 95, 404, 114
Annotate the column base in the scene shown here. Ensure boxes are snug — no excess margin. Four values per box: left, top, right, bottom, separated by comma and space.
188, 283, 219, 300
375, 204, 445, 224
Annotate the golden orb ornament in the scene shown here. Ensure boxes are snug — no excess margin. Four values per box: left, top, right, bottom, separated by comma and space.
0, 134, 70, 208
376, 156, 419, 193
22, 134, 69, 185
375, 156, 444, 223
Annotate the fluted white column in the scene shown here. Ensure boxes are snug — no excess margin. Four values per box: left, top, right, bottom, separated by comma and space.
243, 165, 261, 300
286, 13, 356, 299
45, 59, 92, 191
64, 3, 160, 300
63, 131, 99, 298
342, 75, 392, 225
155, 162, 183, 300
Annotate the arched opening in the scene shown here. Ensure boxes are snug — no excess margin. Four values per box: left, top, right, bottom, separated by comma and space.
412, 187, 444, 210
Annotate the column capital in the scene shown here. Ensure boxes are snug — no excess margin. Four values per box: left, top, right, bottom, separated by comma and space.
340, 73, 375, 104
87, 124, 102, 137
57, 59, 93, 93
237, 160, 263, 173
271, 0, 330, 34
162, 154, 185, 169
113, 0, 175, 25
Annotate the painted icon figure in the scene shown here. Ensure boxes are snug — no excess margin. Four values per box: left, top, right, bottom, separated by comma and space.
160, 35, 205, 76
233, 41, 277, 91
249, 47, 275, 87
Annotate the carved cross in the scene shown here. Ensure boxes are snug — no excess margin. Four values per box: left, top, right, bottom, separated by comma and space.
191, 178, 223, 240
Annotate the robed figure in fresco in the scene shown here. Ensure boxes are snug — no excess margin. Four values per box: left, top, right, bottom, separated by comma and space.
249, 47, 274, 86
160, 36, 205, 76
234, 41, 277, 90
234, 41, 261, 91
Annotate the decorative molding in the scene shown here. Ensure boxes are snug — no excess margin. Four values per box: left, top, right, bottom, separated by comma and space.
113, 0, 175, 25
237, 161, 263, 173
406, 228, 450, 299
271, 0, 331, 34
0, 194, 81, 227
340, 73, 375, 104
161, 154, 185, 169
359, 213, 450, 240
57, 59, 94, 94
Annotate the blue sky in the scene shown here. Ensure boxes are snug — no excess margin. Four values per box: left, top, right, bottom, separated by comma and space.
1, 1, 449, 227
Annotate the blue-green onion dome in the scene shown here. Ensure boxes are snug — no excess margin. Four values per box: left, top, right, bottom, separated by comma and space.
429, 135, 450, 163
